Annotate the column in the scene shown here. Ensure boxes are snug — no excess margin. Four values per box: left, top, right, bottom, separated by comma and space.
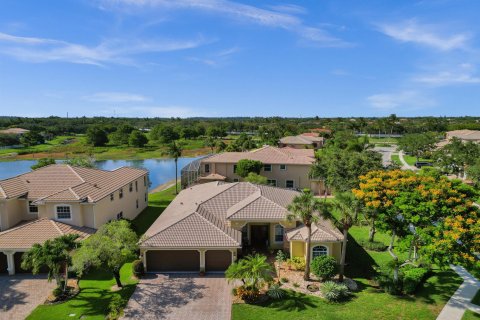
199, 250, 206, 272
230, 249, 237, 263
6, 251, 15, 275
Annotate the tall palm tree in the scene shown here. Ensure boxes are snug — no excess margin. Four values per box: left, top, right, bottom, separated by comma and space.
167, 141, 183, 194
287, 189, 330, 281
332, 192, 358, 282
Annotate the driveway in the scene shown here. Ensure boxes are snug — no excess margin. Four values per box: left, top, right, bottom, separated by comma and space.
0, 274, 55, 319
122, 273, 232, 320
373, 145, 397, 167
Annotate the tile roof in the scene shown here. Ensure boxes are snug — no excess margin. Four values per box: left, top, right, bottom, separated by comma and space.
202, 146, 315, 165
141, 181, 342, 249
0, 128, 30, 135
286, 219, 344, 242
280, 135, 323, 144
0, 218, 95, 250
0, 164, 147, 203
447, 130, 480, 141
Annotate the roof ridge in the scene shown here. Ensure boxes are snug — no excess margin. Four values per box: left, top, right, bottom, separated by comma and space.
196, 182, 239, 208
141, 211, 198, 244
50, 220, 65, 236
67, 165, 86, 183
194, 211, 241, 245
0, 184, 6, 198
0, 218, 46, 237
226, 190, 261, 219
33, 185, 83, 203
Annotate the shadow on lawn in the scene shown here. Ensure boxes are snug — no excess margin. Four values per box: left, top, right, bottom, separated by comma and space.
265, 290, 317, 312
415, 269, 463, 305
344, 234, 378, 280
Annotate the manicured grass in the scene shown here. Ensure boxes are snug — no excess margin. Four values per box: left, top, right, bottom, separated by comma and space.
402, 154, 432, 166
233, 213, 463, 320
27, 186, 178, 319
463, 310, 480, 320
391, 154, 402, 166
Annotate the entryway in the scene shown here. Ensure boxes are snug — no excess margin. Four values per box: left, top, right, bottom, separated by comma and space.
250, 224, 269, 249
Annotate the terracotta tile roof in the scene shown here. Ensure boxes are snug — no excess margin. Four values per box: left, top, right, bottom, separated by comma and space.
286, 219, 344, 242
198, 173, 227, 181
447, 130, 480, 141
280, 135, 323, 144
141, 181, 341, 249
0, 218, 95, 250
0, 128, 30, 135
0, 164, 147, 203
203, 146, 315, 165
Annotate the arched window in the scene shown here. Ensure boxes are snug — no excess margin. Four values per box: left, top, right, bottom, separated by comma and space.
274, 224, 284, 242
312, 245, 328, 259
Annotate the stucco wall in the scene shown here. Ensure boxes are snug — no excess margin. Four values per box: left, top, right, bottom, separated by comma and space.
290, 241, 342, 263
40, 202, 84, 226
0, 199, 37, 231
229, 221, 295, 249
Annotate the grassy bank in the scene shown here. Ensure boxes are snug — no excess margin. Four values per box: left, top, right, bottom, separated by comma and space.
27, 185, 178, 320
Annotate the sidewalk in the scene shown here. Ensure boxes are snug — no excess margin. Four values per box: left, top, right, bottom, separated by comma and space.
398, 150, 418, 171
436, 265, 480, 320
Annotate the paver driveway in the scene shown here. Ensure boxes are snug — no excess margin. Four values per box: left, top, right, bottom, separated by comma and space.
122, 273, 232, 320
0, 274, 55, 320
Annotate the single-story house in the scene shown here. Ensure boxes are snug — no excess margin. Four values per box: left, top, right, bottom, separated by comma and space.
139, 181, 343, 273
445, 129, 480, 143
186, 145, 327, 195
0, 128, 30, 135
279, 134, 324, 149
0, 164, 149, 232
0, 218, 94, 275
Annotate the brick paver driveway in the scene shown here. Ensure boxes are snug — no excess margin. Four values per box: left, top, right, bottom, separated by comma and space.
122, 273, 232, 320
0, 274, 55, 320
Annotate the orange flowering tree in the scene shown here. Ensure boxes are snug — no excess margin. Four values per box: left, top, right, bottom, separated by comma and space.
353, 170, 480, 275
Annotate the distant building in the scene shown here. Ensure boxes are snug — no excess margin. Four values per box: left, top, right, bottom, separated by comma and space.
279, 133, 324, 149
0, 128, 30, 135
446, 130, 480, 143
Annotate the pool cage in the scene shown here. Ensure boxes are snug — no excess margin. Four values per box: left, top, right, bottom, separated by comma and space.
180, 155, 211, 189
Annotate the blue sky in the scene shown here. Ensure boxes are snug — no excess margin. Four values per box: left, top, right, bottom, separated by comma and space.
0, 0, 479, 118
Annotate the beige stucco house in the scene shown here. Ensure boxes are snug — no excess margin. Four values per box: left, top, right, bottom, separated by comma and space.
279, 133, 324, 149
0, 164, 149, 275
139, 181, 343, 273
193, 146, 327, 195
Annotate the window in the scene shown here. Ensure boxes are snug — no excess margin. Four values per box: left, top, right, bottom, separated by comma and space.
56, 205, 71, 220
233, 164, 237, 173
110, 193, 114, 201
116, 212, 123, 220
267, 179, 277, 187
119, 188, 123, 199
280, 164, 287, 171
274, 224, 284, 242
312, 245, 328, 259
233, 178, 240, 182
286, 180, 295, 189
205, 164, 210, 173
28, 201, 38, 213
129, 183, 133, 192
263, 164, 272, 172
136, 199, 139, 209
135, 181, 138, 192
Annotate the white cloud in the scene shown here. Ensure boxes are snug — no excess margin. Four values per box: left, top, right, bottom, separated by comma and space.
99, 0, 350, 47
83, 92, 150, 103
0, 32, 209, 65
378, 19, 470, 51
268, 4, 307, 15
367, 90, 435, 110
413, 63, 480, 86
102, 106, 204, 118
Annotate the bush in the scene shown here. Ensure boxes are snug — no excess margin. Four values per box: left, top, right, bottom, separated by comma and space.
359, 240, 387, 252
321, 281, 349, 302
311, 255, 338, 281
280, 277, 289, 283
235, 159, 263, 178
403, 267, 428, 294
236, 285, 261, 304
107, 294, 124, 319
267, 283, 285, 300
375, 269, 403, 295
52, 286, 63, 298
293, 282, 300, 288
287, 257, 305, 271
132, 259, 144, 277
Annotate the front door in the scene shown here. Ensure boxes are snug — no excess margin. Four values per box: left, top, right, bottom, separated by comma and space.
250, 225, 269, 249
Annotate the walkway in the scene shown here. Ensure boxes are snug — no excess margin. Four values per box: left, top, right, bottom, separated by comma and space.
149, 179, 177, 194
437, 265, 480, 320
398, 150, 417, 171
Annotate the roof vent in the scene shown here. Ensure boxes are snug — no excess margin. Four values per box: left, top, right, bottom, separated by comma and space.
93, 183, 98, 188
26, 180, 30, 183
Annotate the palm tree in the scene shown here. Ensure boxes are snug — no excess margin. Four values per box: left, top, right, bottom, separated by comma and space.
331, 192, 358, 282
21, 234, 79, 292
287, 189, 330, 281
167, 141, 183, 194
225, 254, 273, 290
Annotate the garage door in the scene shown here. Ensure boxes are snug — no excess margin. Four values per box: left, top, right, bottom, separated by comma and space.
0, 253, 7, 274
205, 250, 232, 272
14, 252, 29, 273
146, 250, 199, 272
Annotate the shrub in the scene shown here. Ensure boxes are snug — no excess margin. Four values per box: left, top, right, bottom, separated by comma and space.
321, 281, 349, 302
132, 259, 144, 277
293, 282, 300, 288
236, 285, 261, 304
375, 269, 403, 295
280, 277, 289, 283
107, 294, 124, 319
287, 257, 306, 271
231, 287, 238, 296
403, 267, 428, 294
52, 286, 63, 298
359, 240, 387, 252
267, 283, 285, 300
235, 159, 263, 178
311, 255, 338, 281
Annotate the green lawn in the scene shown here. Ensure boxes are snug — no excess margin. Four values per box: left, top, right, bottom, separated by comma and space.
27, 185, 178, 320
402, 154, 432, 166
391, 154, 402, 166
233, 215, 463, 320
463, 290, 480, 320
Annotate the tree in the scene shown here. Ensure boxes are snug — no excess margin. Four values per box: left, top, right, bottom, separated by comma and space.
235, 159, 263, 178
31, 158, 56, 170
467, 159, 480, 187
204, 136, 218, 153
434, 138, 480, 178
206, 126, 226, 139
244, 172, 268, 185
398, 133, 437, 163
22, 234, 79, 291
287, 189, 331, 280
108, 124, 135, 145
167, 141, 183, 194
128, 130, 148, 147
64, 157, 95, 168
331, 192, 358, 282
86, 126, 108, 147
225, 254, 273, 290
20, 131, 45, 147
72, 220, 138, 288
150, 124, 179, 143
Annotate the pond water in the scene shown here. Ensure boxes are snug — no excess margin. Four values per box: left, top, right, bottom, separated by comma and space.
0, 158, 200, 190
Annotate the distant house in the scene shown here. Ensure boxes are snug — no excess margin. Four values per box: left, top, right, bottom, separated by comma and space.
279, 133, 324, 149
0, 164, 149, 275
0, 128, 30, 135
445, 130, 480, 143
139, 182, 343, 273
184, 145, 327, 195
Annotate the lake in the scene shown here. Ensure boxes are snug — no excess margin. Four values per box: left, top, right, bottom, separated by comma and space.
0, 158, 200, 190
